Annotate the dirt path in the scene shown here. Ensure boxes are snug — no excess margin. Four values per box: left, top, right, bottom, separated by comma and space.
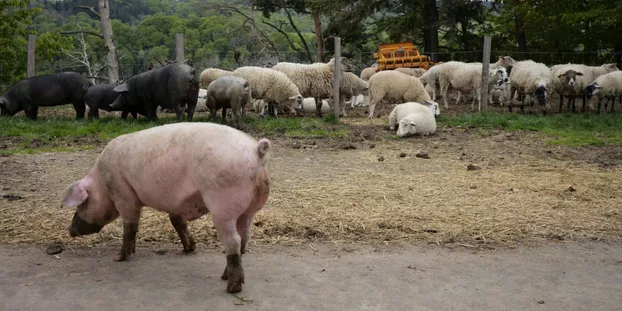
1, 242, 621, 311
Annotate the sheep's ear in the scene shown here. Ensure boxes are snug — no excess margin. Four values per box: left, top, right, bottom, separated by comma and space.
576, 72, 584, 76
557, 74, 566, 78
594, 84, 602, 89
61, 181, 89, 208
113, 83, 129, 93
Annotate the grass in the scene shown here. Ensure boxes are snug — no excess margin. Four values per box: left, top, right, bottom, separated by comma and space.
0, 114, 348, 154
438, 112, 622, 146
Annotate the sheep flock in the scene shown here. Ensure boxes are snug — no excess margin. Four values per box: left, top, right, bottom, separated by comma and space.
194, 55, 620, 137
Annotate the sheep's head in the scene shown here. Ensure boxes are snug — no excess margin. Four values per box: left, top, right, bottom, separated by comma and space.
585, 83, 601, 99
496, 56, 517, 68
397, 118, 417, 137
423, 100, 440, 117
492, 67, 509, 84
601, 63, 620, 73
329, 57, 355, 73
557, 70, 584, 92
534, 83, 548, 106
288, 94, 304, 113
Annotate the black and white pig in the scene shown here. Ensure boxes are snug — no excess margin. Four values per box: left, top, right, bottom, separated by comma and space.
0, 72, 91, 120
109, 63, 199, 122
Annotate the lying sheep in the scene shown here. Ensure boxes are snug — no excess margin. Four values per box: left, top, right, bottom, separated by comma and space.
585, 71, 622, 113
338, 72, 369, 116
360, 65, 377, 81
395, 67, 427, 78
302, 97, 330, 114
508, 60, 553, 115
272, 57, 355, 117
347, 94, 367, 108
232, 66, 303, 117
367, 70, 433, 120
490, 80, 512, 105
552, 63, 619, 112
205, 76, 251, 129
388, 101, 440, 137
199, 68, 233, 88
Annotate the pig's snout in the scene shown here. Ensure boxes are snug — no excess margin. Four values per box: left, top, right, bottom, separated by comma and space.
68, 213, 103, 237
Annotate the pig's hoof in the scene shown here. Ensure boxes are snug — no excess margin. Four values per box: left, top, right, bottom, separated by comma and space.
221, 266, 228, 280
226, 281, 243, 293
183, 237, 196, 253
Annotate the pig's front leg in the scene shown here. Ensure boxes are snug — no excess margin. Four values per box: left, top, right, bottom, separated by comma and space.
114, 222, 139, 262
169, 214, 196, 253
214, 219, 244, 293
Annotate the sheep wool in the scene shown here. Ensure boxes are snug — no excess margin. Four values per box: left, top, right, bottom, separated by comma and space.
199, 68, 233, 88
302, 97, 330, 114
395, 67, 427, 78
585, 71, 622, 112
508, 60, 553, 114
360, 66, 376, 81
388, 102, 438, 137
232, 66, 303, 115
367, 70, 431, 119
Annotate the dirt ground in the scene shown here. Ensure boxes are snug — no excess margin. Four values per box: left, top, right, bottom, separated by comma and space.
1, 241, 621, 310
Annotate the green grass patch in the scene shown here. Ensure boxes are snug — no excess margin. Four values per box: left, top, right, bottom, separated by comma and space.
438, 112, 622, 146
0, 114, 348, 154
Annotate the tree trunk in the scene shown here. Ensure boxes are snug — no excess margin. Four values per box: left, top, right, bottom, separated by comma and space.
423, 0, 440, 62
512, 0, 528, 60
313, 12, 325, 62
98, 0, 119, 84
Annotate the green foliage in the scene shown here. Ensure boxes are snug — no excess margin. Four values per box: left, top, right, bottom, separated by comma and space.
439, 113, 622, 146
0, 0, 40, 88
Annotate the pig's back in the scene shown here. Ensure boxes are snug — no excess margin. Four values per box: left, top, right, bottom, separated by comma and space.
98, 123, 263, 212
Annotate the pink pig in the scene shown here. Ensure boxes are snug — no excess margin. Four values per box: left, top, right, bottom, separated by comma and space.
60, 122, 271, 293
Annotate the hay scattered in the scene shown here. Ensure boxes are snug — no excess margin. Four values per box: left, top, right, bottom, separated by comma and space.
1, 134, 621, 250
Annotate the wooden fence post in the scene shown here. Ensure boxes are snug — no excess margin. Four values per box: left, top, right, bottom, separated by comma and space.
27, 34, 36, 78
480, 35, 492, 112
332, 36, 341, 118
175, 33, 184, 64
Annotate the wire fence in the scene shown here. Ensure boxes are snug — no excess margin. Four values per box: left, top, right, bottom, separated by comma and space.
1, 45, 620, 91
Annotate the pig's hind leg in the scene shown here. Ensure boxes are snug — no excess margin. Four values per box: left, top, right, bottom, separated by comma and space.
169, 214, 196, 253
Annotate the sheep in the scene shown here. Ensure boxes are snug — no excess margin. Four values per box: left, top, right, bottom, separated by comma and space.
360, 65, 377, 81
204, 76, 251, 129
272, 57, 355, 117
439, 58, 512, 109
490, 79, 512, 105
388, 101, 440, 137
552, 63, 619, 112
419, 64, 444, 100
367, 70, 433, 120
347, 94, 367, 108
395, 67, 427, 78
195, 88, 209, 112
585, 71, 622, 113
302, 97, 330, 114
507, 60, 553, 115
199, 68, 233, 88
338, 72, 369, 116
232, 66, 304, 117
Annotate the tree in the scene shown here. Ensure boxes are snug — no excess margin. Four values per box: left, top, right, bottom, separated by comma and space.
0, 0, 40, 88
98, 0, 119, 83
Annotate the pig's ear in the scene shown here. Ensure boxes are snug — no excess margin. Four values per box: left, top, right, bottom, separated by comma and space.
61, 181, 89, 207
113, 83, 129, 93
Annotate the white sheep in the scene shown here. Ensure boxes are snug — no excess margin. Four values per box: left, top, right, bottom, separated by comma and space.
507, 60, 553, 114
360, 65, 377, 81
440, 62, 508, 110
347, 94, 367, 108
302, 97, 330, 114
232, 66, 303, 117
490, 80, 512, 105
585, 71, 622, 113
367, 70, 433, 120
272, 57, 355, 117
199, 68, 233, 88
338, 72, 369, 116
395, 67, 427, 77
388, 101, 440, 137
552, 63, 619, 112
419, 64, 444, 101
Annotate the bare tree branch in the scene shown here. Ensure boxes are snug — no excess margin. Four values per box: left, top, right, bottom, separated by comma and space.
214, 3, 279, 55
77, 5, 101, 18
262, 19, 302, 54
61, 30, 103, 38
283, 8, 313, 63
